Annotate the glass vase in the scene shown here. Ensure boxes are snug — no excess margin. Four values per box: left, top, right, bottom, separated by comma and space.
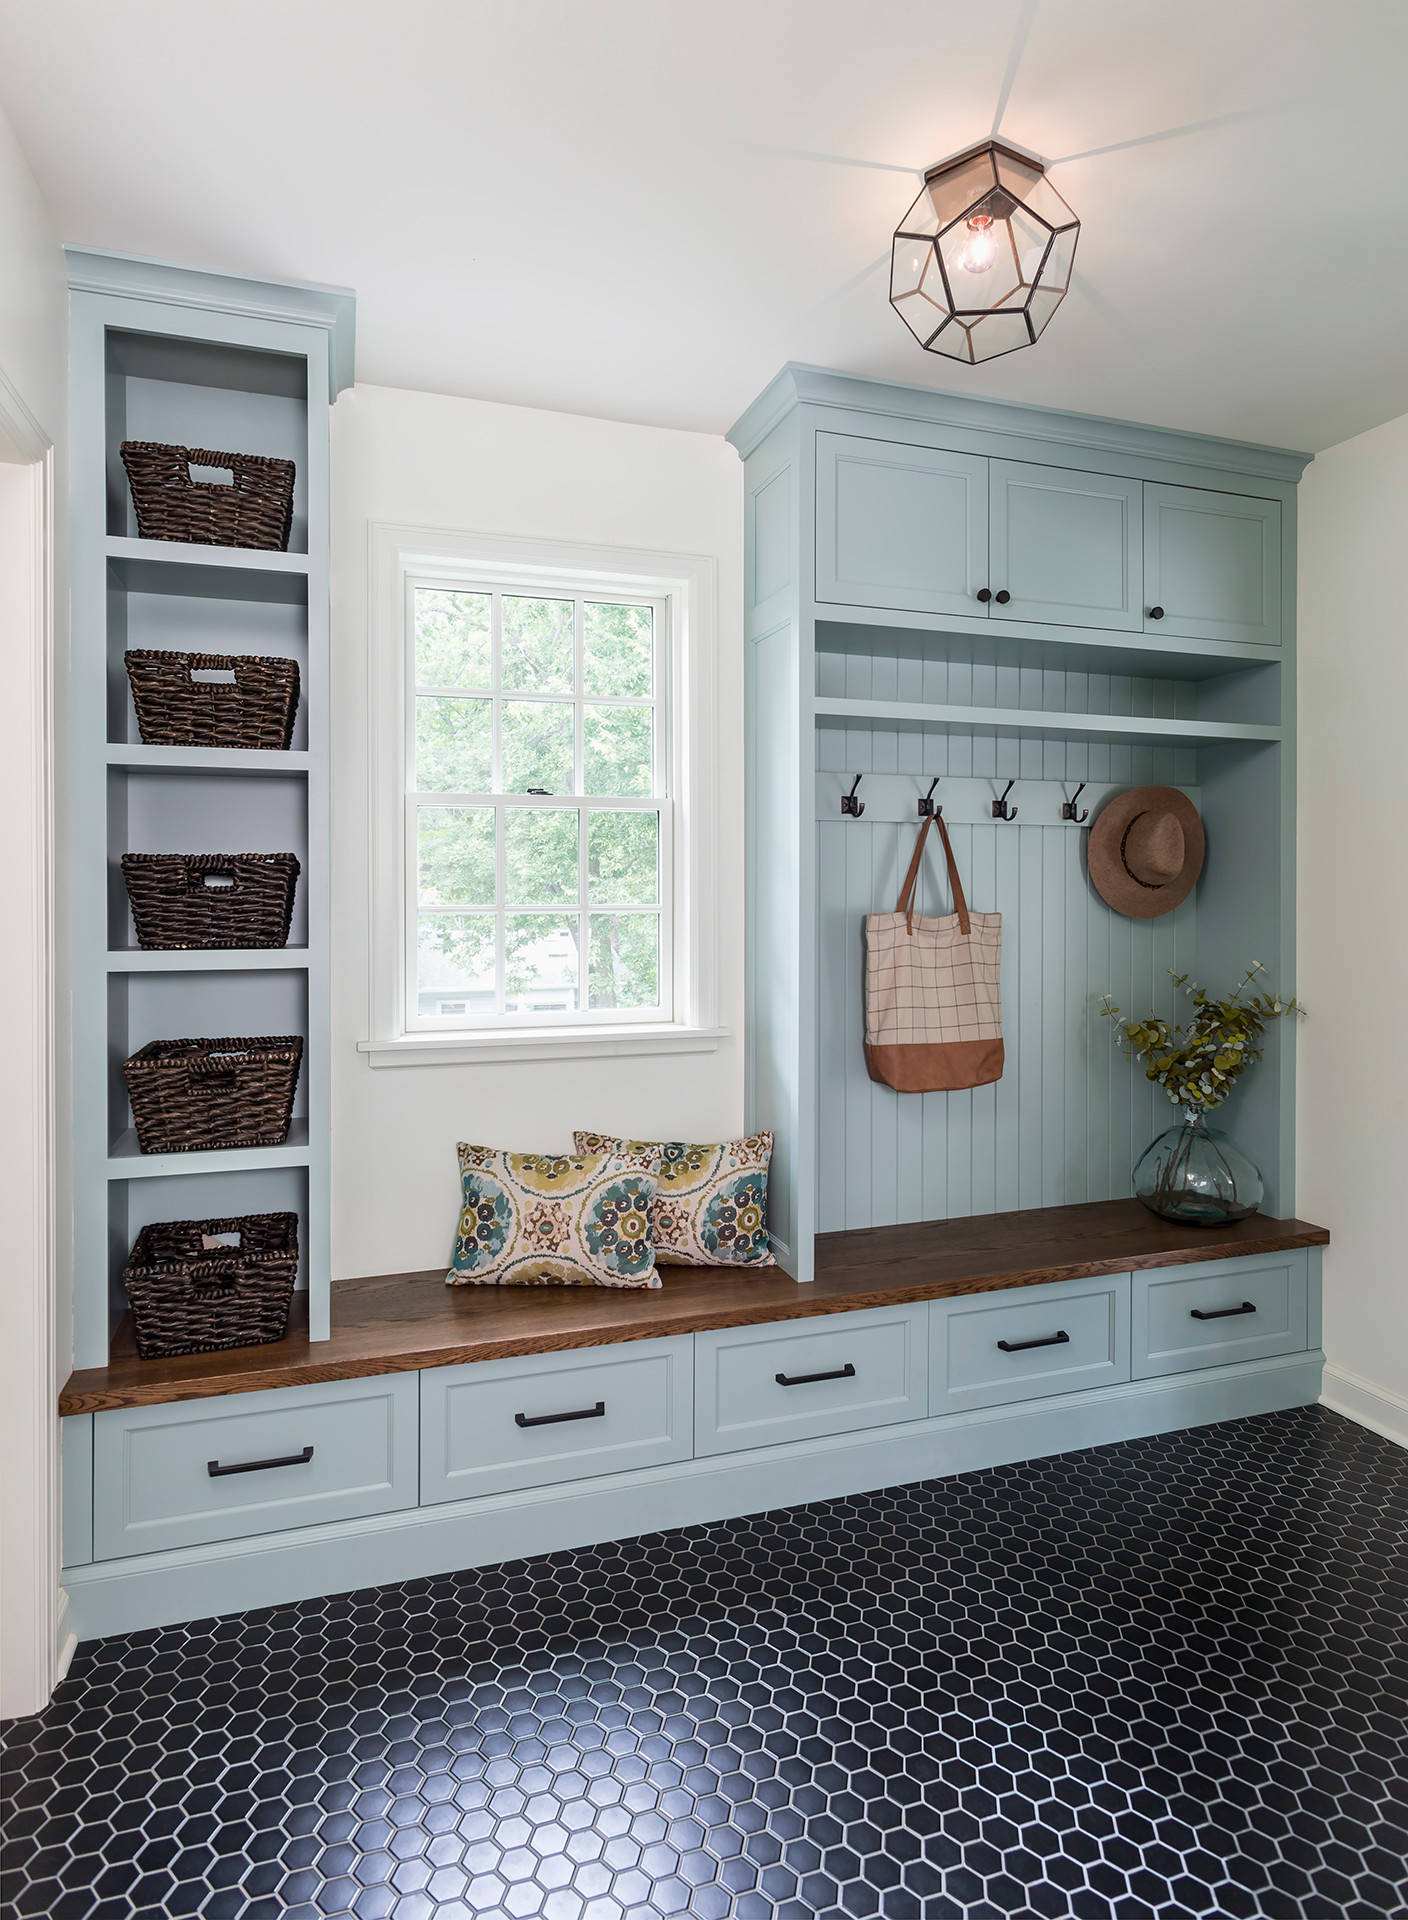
1132, 1107, 1263, 1225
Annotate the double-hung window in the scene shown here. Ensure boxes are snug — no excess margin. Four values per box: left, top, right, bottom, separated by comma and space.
365, 527, 720, 1064
411, 583, 668, 1026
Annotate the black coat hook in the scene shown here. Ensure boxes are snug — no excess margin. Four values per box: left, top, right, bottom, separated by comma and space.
1061, 782, 1089, 823
841, 774, 865, 817
991, 779, 1018, 821
917, 777, 940, 818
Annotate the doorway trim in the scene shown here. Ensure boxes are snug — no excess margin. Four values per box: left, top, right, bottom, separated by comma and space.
0, 361, 63, 1718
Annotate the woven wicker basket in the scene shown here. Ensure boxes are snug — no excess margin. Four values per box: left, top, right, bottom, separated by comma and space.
120, 441, 296, 551
122, 853, 300, 951
123, 1035, 304, 1154
123, 1212, 299, 1358
125, 650, 300, 751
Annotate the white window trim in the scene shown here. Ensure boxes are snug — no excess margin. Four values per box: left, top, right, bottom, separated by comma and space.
361, 522, 724, 1067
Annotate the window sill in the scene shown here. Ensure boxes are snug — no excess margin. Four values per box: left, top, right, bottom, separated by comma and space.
358, 1025, 730, 1068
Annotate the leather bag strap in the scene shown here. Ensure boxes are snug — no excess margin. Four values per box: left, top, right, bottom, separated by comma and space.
895, 813, 971, 936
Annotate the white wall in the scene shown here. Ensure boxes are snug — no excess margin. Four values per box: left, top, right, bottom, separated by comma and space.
1299, 410, 1408, 1443
0, 107, 64, 442
330, 385, 744, 1280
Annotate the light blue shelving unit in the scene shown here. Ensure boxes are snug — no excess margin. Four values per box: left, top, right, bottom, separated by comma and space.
66, 249, 354, 1369
727, 366, 1310, 1281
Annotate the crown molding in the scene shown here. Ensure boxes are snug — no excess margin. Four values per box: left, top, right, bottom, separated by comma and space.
63, 247, 356, 398
727, 362, 1312, 484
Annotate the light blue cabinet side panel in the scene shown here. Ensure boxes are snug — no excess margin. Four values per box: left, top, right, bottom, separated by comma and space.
62, 1415, 94, 1568
1306, 1247, 1323, 1350
743, 427, 808, 1274
1190, 740, 1286, 1212
814, 722, 1193, 1233
990, 461, 1143, 632
68, 294, 117, 1367
1143, 484, 1281, 647
749, 463, 792, 617
300, 326, 333, 1340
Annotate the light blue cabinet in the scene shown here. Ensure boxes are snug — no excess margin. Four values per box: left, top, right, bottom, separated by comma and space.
816, 432, 988, 617
693, 1303, 929, 1456
1143, 483, 1281, 646
929, 1276, 1131, 1415
813, 426, 1283, 647
420, 1338, 693, 1504
92, 1373, 419, 1557
1132, 1251, 1307, 1377
989, 461, 1143, 630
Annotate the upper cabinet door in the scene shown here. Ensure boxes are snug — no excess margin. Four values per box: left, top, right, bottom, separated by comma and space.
988, 461, 1143, 630
1143, 484, 1282, 646
815, 432, 989, 618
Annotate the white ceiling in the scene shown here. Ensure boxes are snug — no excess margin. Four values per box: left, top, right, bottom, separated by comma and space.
3, 0, 1406, 451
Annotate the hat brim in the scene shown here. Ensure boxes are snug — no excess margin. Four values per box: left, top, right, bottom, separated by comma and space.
1087, 786, 1205, 920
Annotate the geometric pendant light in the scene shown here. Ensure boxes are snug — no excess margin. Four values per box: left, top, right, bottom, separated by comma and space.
890, 139, 1080, 365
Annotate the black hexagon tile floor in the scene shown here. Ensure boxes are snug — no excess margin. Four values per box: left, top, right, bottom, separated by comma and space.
5, 1405, 1408, 1920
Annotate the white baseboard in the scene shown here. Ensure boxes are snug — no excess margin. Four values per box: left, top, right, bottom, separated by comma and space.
65, 1350, 1322, 1644
1320, 1364, 1408, 1450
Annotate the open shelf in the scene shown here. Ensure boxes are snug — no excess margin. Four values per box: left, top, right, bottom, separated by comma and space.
104, 534, 311, 583
106, 743, 309, 774
69, 251, 350, 1368
57, 1199, 1328, 1416
107, 1118, 311, 1180
106, 947, 310, 972
815, 607, 1279, 680
812, 696, 1281, 748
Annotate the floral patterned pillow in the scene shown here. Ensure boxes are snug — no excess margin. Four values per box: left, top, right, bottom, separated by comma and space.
448, 1143, 661, 1289
573, 1133, 774, 1268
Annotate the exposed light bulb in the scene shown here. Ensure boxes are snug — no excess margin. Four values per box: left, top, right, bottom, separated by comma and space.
958, 213, 998, 274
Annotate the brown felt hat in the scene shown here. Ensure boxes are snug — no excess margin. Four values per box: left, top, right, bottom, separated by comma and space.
1087, 786, 1204, 919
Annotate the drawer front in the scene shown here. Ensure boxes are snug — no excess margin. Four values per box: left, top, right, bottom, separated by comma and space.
93, 1374, 419, 1559
421, 1337, 692, 1506
930, 1276, 1131, 1415
1133, 1252, 1308, 1377
694, 1304, 929, 1457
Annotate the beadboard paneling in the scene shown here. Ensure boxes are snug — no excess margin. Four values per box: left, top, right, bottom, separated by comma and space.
815, 722, 1197, 1234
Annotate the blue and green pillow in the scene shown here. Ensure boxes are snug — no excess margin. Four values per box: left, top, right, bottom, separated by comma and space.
448, 1142, 661, 1289
573, 1132, 774, 1267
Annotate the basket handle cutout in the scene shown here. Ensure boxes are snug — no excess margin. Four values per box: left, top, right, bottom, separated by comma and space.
200, 872, 237, 890
201, 1232, 242, 1249
189, 666, 237, 685
190, 1053, 242, 1081
187, 461, 236, 487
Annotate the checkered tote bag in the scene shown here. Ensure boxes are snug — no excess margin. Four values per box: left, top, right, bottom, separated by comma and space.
864, 813, 1004, 1092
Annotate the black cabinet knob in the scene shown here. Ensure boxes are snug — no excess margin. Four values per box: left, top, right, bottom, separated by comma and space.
1147, 605, 1165, 620
994, 589, 1011, 605
976, 587, 992, 603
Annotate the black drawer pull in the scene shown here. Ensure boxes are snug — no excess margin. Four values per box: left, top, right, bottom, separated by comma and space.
775, 1362, 856, 1387
515, 1400, 606, 1429
997, 1330, 1070, 1353
1190, 1300, 1256, 1321
207, 1444, 314, 1478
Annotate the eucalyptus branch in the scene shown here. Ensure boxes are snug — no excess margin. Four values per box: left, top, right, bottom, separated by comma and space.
1101, 965, 1303, 1111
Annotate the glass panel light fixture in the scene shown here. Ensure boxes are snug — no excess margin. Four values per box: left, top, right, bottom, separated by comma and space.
890, 139, 1080, 365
